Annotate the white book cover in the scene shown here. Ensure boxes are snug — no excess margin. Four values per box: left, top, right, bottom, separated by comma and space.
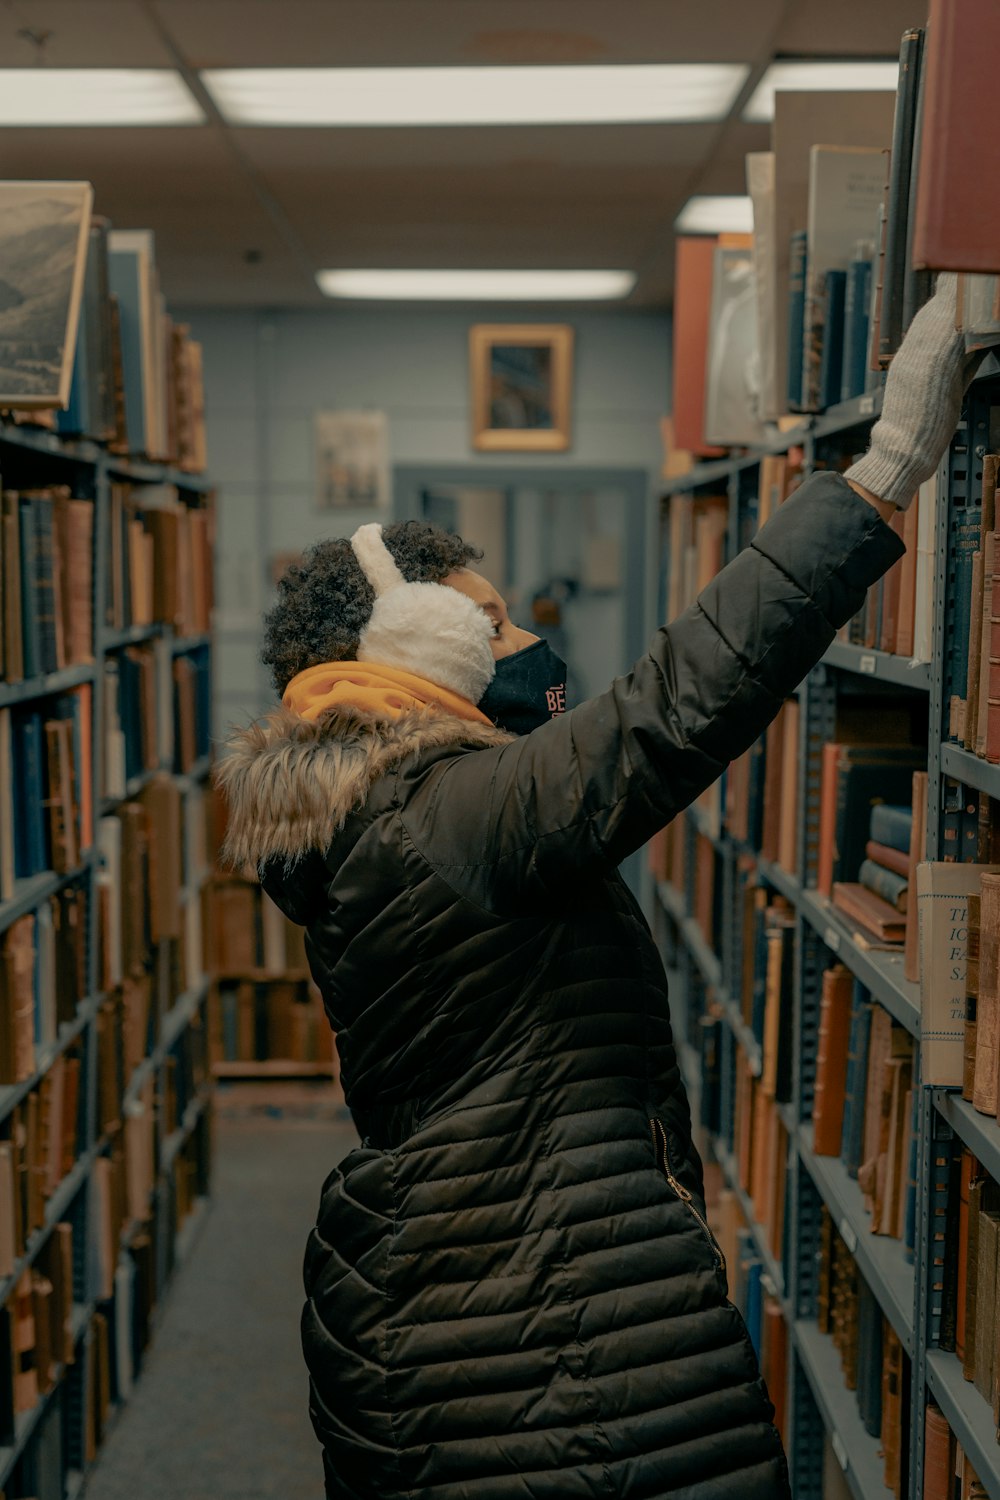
917, 860, 1000, 1085
912, 471, 938, 664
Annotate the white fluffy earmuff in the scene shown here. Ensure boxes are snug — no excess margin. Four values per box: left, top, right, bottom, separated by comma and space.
350, 523, 496, 704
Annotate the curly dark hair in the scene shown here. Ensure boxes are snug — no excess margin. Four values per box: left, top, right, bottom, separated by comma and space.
261, 520, 483, 695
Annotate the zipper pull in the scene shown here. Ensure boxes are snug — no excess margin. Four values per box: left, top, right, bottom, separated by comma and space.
666, 1173, 693, 1202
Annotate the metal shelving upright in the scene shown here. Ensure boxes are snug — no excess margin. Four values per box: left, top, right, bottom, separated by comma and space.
651, 358, 1000, 1500
0, 422, 215, 1496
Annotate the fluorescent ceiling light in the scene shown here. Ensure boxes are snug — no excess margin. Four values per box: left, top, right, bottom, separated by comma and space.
316, 270, 636, 301
202, 65, 749, 127
743, 60, 899, 123
674, 196, 754, 235
0, 69, 204, 126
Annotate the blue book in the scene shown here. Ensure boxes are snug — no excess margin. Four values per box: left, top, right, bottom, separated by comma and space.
31, 494, 58, 676
786, 230, 808, 410
746, 734, 766, 850
53, 692, 84, 851
819, 269, 847, 411
840, 256, 872, 403
56, 303, 89, 438
750, 896, 769, 1047
868, 803, 913, 854
107, 242, 147, 456
11, 711, 48, 876
858, 858, 907, 910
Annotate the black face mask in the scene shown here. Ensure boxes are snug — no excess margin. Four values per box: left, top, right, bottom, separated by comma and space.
477, 639, 568, 736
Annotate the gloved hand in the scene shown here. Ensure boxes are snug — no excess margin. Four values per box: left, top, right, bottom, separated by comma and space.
844, 272, 986, 507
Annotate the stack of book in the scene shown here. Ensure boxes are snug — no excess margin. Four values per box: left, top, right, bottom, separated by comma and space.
837, 490, 929, 662
817, 1207, 910, 1497
0, 487, 95, 683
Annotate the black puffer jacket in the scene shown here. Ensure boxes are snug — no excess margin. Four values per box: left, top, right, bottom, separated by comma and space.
220, 473, 903, 1500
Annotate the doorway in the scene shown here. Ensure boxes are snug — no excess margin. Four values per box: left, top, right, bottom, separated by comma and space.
394, 463, 650, 894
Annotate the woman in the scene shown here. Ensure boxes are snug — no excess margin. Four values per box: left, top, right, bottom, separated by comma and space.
219, 278, 971, 1499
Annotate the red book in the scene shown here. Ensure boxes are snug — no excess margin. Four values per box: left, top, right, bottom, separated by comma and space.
812, 965, 854, 1156
912, 0, 1000, 274
672, 238, 726, 458
865, 839, 910, 879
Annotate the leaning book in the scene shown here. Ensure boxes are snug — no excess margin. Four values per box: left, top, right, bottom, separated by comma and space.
0, 181, 93, 409
917, 861, 1000, 1086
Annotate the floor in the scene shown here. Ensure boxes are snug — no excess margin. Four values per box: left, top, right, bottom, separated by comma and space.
83, 1083, 360, 1500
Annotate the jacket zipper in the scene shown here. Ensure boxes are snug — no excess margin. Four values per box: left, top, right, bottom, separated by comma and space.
650, 1117, 726, 1274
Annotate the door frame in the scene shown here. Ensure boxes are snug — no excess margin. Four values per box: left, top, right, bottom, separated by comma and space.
392, 463, 650, 670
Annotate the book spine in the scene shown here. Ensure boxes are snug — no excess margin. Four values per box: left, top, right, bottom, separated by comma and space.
841, 256, 872, 403
818, 269, 847, 411
786, 230, 807, 411
879, 29, 924, 360
964, 892, 981, 1102
868, 804, 913, 853
859, 857, 908, 911
974, 873, 1000, 1114
18, 500, 39, 682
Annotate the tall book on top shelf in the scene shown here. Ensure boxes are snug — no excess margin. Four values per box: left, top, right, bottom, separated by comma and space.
0, 195, 214, 1500
651, 23, 1000, 1500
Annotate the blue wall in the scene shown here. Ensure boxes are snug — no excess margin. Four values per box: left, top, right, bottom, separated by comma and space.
180, 304, 671, 738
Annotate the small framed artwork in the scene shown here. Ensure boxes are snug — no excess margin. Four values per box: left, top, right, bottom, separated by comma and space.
469, 323, 573, 452
315, 409, 390, 510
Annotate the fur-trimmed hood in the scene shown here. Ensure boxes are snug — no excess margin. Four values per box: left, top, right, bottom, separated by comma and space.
216, 704, 512, 871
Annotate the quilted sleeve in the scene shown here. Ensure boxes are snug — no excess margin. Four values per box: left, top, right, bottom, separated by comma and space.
403, 471, 905, 911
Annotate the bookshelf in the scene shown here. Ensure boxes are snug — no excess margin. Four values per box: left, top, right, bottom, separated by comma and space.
0, 416, 214, 1496
653, 358, 1000, 1500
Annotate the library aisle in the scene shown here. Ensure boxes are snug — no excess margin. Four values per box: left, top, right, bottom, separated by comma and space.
82, 1087, 358, 1500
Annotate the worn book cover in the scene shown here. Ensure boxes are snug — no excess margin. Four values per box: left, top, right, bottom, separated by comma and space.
918, 862, 1000, 1086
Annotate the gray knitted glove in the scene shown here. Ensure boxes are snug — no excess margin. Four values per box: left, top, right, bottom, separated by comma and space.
845, 273, 985, 507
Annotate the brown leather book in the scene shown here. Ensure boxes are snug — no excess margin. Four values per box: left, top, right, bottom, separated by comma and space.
1, 489, 23, 682
777, 699, 799, 875
817, 1205, 834, 1334
923, 1403, 954, 1500
956, 1149, 974, 1365
1, 913, 36, 1085
816, 741, 840, 897
813, 965, 854, 1156
44, 717, 78, 876
12, 1269, 39, 1414
173, 656, 198, 772
882, 1327, 903, 1494
881, 1058, 913, 1237
865, 838, 910, 879
147, 501, 182, 627
973, 1208, 1000, 1402
912, 0, 1000, 274
974, 873, 1000, 1114
860, 1007, 892, 1215
141, 775, 182, 945
975, 532, 995, 757
832, 881, 905, 944
895, 495, 920, 657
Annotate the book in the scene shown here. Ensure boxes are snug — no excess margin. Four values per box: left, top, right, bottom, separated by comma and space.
841, 984, 873, 1179
0, 181, 94, 408
671, 238, 725, 458
812, 964, 853, 1156
879, 29, 925, 361
703, 239, 765, 447
912, 0, 1000, 274
964, 894, 981, 1103
869, 803, 914, 853
786, 229, 807, 412
858, 857, 907, 914
865, 839, 910, 879
917, 862, 1000, 1086
974, 873, 1000, 1115
832, 882, 905, 945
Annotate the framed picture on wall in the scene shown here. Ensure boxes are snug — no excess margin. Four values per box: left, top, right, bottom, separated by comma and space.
469, 324, 573, 452
315, 409, 390, 510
